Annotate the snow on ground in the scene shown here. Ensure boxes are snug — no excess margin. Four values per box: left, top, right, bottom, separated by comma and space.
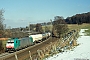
46, 29, 90, 60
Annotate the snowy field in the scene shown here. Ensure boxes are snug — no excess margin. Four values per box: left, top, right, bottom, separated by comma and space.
45, 29, 90, 60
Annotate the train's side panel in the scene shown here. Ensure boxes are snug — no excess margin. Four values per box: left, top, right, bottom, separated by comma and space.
19, 38, 24, 48
29, 37, 33, 45
26, 37, 29, 46
29, 34, 43, 42
29, 35, 36, 42
14, 38, 20, 50
20, 38, 27, 48
42, 34, 46, 39
19, 37, 33, 49
48, 32, 51, 36
46, 33, 49, 37
35, 34, 42, 40
26, 37, 32, 46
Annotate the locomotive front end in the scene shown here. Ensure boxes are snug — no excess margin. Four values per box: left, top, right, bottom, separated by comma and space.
6, 39, 15, 52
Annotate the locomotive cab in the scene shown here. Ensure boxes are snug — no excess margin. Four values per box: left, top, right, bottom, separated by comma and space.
6, 39, 15, 52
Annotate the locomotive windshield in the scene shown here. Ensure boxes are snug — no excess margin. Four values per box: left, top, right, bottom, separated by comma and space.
7, 39, 14, 43
7, 42, 14, 43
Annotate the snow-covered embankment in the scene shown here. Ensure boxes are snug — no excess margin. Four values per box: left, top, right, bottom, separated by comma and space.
46, 29, 90, 60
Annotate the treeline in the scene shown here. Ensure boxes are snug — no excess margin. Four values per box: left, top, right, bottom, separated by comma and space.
65, 12, 90, 24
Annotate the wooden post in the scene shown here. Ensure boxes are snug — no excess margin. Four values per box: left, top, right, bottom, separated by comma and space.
40, 50, 44, 58
37, 49, 44, 60
37, 50, 41, 58
29, 51, 32, 60
15, 52, 18, 60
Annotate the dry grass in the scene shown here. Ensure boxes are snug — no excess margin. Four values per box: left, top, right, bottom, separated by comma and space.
68, 23, 90, 30
42, 25, 53, 32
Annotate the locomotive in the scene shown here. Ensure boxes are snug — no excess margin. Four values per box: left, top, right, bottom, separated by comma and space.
5, 32, 51, 52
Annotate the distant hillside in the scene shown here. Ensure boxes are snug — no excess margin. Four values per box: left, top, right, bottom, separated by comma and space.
65, 12, 90, 24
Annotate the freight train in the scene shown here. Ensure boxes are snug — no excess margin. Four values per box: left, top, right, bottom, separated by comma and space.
5, 32, 51, 52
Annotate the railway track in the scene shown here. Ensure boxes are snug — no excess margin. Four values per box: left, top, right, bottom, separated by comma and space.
0, 53, 9, 58
0, 37, 58, 60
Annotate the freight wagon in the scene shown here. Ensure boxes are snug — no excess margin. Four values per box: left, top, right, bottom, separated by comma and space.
29, 32, 51, 43
29, 34, 43, 43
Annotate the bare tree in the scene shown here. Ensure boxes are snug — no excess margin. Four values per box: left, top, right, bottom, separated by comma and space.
0, 9, 5, 51
0, 9, 5, 30
36, 23, 43, 33
53, 16, 68, 38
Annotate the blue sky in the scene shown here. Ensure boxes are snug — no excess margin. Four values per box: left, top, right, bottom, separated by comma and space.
0, 0, 90, 28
